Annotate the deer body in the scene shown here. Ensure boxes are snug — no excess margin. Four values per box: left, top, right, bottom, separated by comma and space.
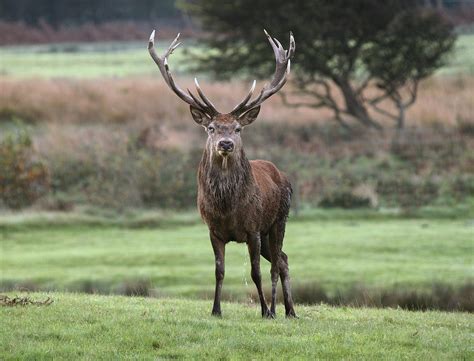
149, 30, 297, 318
199, 155, 288, 242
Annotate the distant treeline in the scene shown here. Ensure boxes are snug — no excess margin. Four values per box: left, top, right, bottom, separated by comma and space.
0, 0, 183, 27
1, 0, 472, 27
0, 0, 190, 45
0, 0, 472, 45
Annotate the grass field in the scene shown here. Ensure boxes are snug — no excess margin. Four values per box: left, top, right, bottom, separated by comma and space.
0, 29, 473, 360
0, 34, 472, 78
0, 292, 472, 360
439, 33, 474, 75
1, 212, 472, 302
0, 40, 193, 78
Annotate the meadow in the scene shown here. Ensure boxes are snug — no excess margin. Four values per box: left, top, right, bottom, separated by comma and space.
0, 34, 473, 78
1, 293, 472, 360
0, 40, 193, 78
0, 31, 473, 360
1, 211, 472, 309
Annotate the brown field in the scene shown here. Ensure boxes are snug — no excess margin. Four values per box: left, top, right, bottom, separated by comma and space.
1, 75, 472, 131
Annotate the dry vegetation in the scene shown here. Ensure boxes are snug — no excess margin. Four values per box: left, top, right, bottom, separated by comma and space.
1, 74, 473, 210
0, 77, 309, 127
0, 294, 53, 306
0, 75, 472, 129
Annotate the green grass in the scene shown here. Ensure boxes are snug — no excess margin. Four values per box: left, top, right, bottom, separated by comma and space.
0, 41, 193, 78
1, 214, 472, 298
1, 211, 471, 357
0, 34, 472, 78
439, 33, 474, 76
0, 292, 472, 360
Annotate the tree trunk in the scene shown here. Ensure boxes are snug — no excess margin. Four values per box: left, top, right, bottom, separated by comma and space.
396, 102, 405, 129
337, 79, 382, 130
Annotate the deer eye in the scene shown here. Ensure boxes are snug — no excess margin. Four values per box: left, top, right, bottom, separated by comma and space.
235, 128, 241, 133
207, 126, 215, 133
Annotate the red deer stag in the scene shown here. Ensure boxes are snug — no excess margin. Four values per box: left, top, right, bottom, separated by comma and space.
148, 29, 297, 318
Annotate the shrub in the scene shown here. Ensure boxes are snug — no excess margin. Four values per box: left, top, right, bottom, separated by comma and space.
2, 120, 469, 211
0, 126, 49, 209
39, 127, 201, 210
457, 118, 474, 137
376, 174, 440, 208
136, 148, 200, 209
319, 188, 374, 209
449, 175, 474, 199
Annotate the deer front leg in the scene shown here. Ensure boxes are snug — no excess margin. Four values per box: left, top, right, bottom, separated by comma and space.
210, 232, 225, 317
247, 233, 271, 318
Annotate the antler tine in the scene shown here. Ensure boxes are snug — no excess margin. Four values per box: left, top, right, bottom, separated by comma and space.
231, 80, 256, 113
231, 30, 295, 116
187, 88, 208, 109
243, 64, 289, 111
288, 31, 296, 58
149, 30, 180, 87
148, 30, 219, 116
194, 78, 218, 114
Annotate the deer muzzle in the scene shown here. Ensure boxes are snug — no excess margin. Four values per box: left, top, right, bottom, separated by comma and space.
217, 139, 234, 156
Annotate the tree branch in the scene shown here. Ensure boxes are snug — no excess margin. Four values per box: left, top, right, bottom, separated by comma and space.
355, 75, 371, 98
280, 92, 327, 109
370, 102, 399, 121
402, 79, 419, 108
280, 79, 352, 130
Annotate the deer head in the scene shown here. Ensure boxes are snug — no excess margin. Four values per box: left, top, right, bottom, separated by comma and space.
148, 30, 295, 164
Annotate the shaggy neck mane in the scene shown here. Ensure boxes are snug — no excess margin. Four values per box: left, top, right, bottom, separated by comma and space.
199, 145, 253, 214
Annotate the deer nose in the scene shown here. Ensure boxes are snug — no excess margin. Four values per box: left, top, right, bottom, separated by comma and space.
218, 140, 234, 152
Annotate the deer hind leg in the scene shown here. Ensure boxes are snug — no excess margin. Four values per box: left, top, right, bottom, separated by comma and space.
269, 223, 299, 318
262, 227, 297, 318
260, 233, 271, 262
279, 182, 297, 318
280, 250, 297, 318
248, 233, 271, 318
267, 225, 281, 317
270, 223, 297, 318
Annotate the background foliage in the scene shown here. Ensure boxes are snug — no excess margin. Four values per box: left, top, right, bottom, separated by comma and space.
0, 125, 48, 209
0, 0, 181, 26
183, 0, 456, 129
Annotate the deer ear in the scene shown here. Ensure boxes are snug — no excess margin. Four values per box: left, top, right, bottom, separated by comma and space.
190, 106, 211, 126
238, 106, 260, 126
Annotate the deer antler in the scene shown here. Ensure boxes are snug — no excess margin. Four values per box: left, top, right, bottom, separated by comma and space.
231, 30, 295, 117
148, 30, 219, 117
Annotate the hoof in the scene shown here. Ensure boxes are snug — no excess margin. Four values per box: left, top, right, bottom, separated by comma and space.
286, 309, 298, 319
262, 309, 276, 319
211, 309, 222, 317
